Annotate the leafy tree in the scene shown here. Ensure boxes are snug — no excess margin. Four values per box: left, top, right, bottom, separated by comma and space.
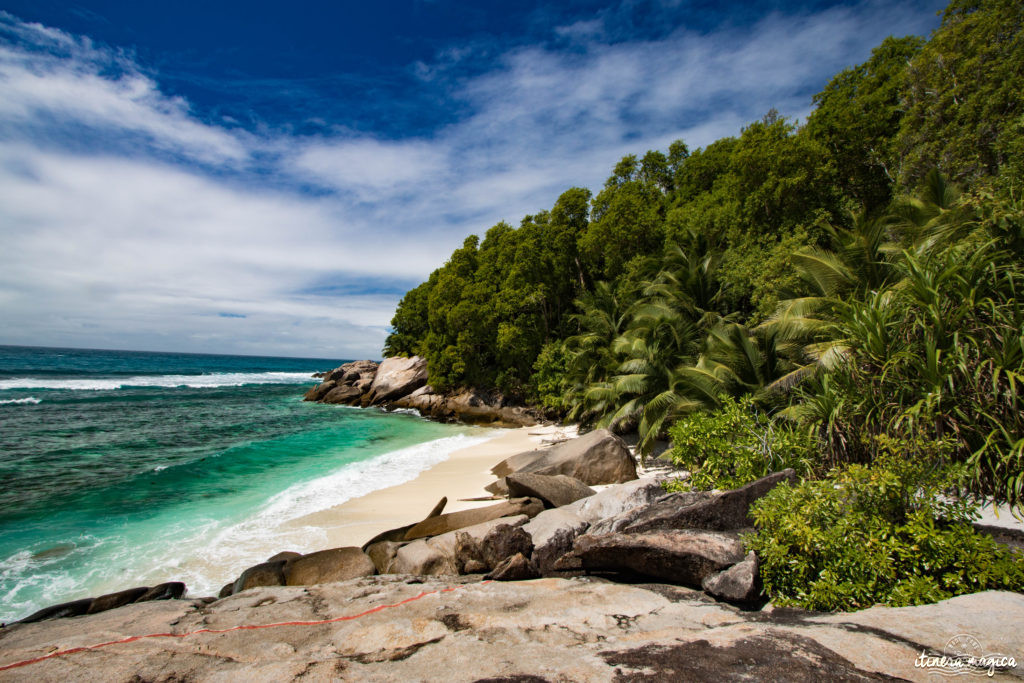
896, 0, 1024, 189
806, 36, 924, 212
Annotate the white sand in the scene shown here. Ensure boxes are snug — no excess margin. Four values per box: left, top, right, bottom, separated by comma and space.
282, 423, 577, 549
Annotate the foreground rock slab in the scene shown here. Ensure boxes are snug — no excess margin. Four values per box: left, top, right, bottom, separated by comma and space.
3, 577, 1021, 681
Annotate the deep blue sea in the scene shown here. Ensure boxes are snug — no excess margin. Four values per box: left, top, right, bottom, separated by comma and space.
0, 345, 488, 623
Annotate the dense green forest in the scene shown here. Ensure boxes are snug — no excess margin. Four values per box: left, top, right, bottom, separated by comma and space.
385, 0, 1023, 528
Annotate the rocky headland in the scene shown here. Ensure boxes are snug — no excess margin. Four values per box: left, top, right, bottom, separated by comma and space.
3, 426, 1023, 680
304, 357, 544, 427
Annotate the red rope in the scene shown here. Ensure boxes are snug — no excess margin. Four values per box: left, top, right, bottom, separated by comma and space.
0, 581, 490, 672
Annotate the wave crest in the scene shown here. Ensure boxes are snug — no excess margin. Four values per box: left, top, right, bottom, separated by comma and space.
0, 372, 316, 391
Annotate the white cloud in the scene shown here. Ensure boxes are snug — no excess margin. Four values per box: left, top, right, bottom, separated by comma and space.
0, 1, 941, 357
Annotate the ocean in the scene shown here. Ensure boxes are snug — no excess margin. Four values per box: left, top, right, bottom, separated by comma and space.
0, 345, 490, 623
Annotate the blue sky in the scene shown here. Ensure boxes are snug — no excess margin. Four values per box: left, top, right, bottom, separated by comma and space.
0, 0, 944, 359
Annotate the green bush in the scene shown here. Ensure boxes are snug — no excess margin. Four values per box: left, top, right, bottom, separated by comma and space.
747, 436, 1024, 611
667, 395, 813, 490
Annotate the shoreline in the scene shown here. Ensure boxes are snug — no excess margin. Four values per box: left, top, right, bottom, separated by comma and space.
280, 422, 578, 552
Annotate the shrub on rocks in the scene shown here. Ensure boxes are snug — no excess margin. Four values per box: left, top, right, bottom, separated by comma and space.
748, 436, 1024, 611
667, 396, 813, 491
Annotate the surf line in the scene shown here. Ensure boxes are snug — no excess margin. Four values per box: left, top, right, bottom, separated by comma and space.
0, 581, 492, 672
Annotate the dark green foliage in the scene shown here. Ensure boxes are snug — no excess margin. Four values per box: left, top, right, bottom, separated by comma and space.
382, 0, 1024, 510
806, 36, 924, 212
667, 396, 813, 491
748, 437, 1024, 611
383, 280, 432, 357
896, 0, 1024, 189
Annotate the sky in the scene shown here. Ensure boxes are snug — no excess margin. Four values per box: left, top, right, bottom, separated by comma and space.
0, 0, 946, 360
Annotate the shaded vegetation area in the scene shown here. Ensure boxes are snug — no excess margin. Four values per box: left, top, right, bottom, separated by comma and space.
384, 0, 1024, 609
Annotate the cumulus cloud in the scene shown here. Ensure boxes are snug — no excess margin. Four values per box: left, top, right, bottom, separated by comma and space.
0, 1, 942, 357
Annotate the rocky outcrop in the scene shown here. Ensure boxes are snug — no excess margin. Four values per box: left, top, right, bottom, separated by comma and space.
489, 428, 638, 486
305, 357, 543, 426
602, 469, 796, 534
389, 515, 529, 575
5, 576, 1021, 681
16, 581, 187, 624
362, 356, 428, 405
504, 472, 596, 508
521, 506, 591, 575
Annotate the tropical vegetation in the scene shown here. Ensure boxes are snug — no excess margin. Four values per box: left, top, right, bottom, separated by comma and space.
383, 0, 1024, 609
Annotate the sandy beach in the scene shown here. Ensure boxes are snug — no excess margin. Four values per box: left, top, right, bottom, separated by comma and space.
283, 423, 578, 550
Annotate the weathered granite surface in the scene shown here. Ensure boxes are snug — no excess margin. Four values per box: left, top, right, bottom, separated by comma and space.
2, 577, 1021, 681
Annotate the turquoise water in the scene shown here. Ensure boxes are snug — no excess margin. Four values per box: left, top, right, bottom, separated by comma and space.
0, 345, 489, 623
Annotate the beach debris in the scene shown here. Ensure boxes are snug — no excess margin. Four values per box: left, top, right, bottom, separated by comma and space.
360, 497, 449, 551
402, 497, 543, 541
425, 496, 447, 518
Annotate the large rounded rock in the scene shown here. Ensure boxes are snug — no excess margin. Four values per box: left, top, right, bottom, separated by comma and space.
402, 497, 543, 541
555, 530, 746, 586
232, 560, 287, 594
490, 429, 638, 486
588, 490, 711, 535
363, 356, 428, 405
324, 360, 378, 384
505, 472, 596, 509
283, 547, 376, 586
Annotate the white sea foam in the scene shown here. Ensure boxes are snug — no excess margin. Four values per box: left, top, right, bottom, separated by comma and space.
177, 431, 496, 595
0, 430, 501, 620
0, 372, 316, 391
0, 396, 41, 404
